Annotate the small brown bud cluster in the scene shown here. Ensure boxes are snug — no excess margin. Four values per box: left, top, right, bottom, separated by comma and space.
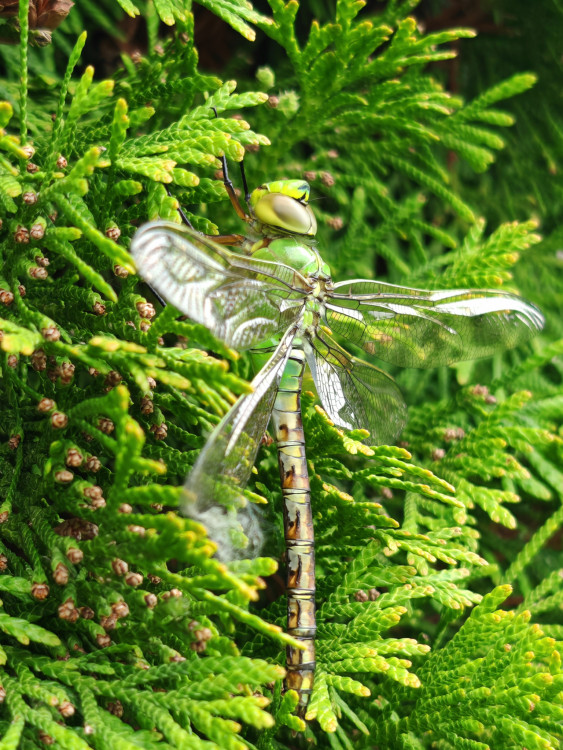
136, 301, 156, 319
27, 162, 39, 173
470, 383, 497, 405
92, 301, 106, 315
90, 496, 106, 511
8, 434, 20, 450
147, 376, 157, 390
30, 223, 45, 240
51, 412, 68, 429
14, 226, 29, 243
147, 573, 161, 585
267, 95, 279, 108
98, 417, 114, 435
444, 427, 466, 442
188, 620, 213, 652
112, 600, 130, 619
381, 487, 393, 500
113, 265, 129, 278
100, 613, 118, 631
140, 397, 153, 415
84, 485, 106, 510
22, 191, 38, 205
38, 397, 55, 413
105, 371, 122, 387
41, 326, 60, 342
35, 256, 50, 267
107, 700, 123, 717
0, 554, 8, 571
28, 266, 48, 280
0, 685, 5, 703
79, 606, 94, 619
0, 289, 14, 306
144, 593, 158, 608
58, 598, 79, 622
140, 320, 151, 332
431, 448, 446, 461
303, 170, 317, 181
118, 503, 132, 514
18, 284, 26, 297
54, 470, 73, 484
58, 701, 75, 718
127, 524, 145, 536
327, 217, 343, 231
7, 355, 17, 368
96, 633, 111, 648
150, 423, 167, 440
31, 349, 47, 371
49, 361, 75, 385
38, 731, 55, 745
354, 588, 380, 602
32, 582, 50, 600
66, 449, 83, 467
105, 225, 121, 241
57, 155, 68, 169
320, 171, 335, 187
85, 455, 101, 472
125, 572, 143, 587
112, 558, 128, 576
66, 547, 83, 564
53, 562, 69, 585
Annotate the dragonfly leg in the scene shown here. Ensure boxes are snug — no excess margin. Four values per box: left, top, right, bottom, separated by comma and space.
272, 347, 316, 717
210, 106, 251, 223
165, 187, 246, 247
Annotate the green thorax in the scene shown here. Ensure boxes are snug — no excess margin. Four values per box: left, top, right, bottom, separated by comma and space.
252, 237, 331, 279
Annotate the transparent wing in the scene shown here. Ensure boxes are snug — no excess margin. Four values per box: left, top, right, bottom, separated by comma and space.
305, 332, 407, 445
131, 221, 310, 349
183, 326, 297, 561
325, 280, 544, 368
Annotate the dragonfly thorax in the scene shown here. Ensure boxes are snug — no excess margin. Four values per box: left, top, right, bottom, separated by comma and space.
252, 236, 332, 283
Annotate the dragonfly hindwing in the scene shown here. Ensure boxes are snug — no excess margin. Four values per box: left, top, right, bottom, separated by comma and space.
183, 326, 298, 561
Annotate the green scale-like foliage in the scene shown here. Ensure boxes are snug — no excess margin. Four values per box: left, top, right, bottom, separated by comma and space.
0, 0, 562, 748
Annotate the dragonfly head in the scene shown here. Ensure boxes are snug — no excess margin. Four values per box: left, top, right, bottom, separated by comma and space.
249, 180, 317, 238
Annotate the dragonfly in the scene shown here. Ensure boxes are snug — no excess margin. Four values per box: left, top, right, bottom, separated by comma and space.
131, 160, 544, 715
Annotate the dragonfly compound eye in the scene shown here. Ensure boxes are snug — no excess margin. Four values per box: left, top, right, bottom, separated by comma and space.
253, 192, 317, 236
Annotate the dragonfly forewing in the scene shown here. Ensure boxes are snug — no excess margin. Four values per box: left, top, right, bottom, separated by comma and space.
131, 221, 309, 350
326, 281, 544, 368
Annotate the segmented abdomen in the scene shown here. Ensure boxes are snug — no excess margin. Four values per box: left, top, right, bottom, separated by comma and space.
271, 347, 316, 714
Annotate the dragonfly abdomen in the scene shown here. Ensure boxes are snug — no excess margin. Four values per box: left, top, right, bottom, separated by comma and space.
271, 347, 316, 714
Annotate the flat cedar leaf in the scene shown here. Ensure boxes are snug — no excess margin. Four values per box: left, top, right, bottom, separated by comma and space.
0, 613, 61, 647
115, 0, 140, 15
